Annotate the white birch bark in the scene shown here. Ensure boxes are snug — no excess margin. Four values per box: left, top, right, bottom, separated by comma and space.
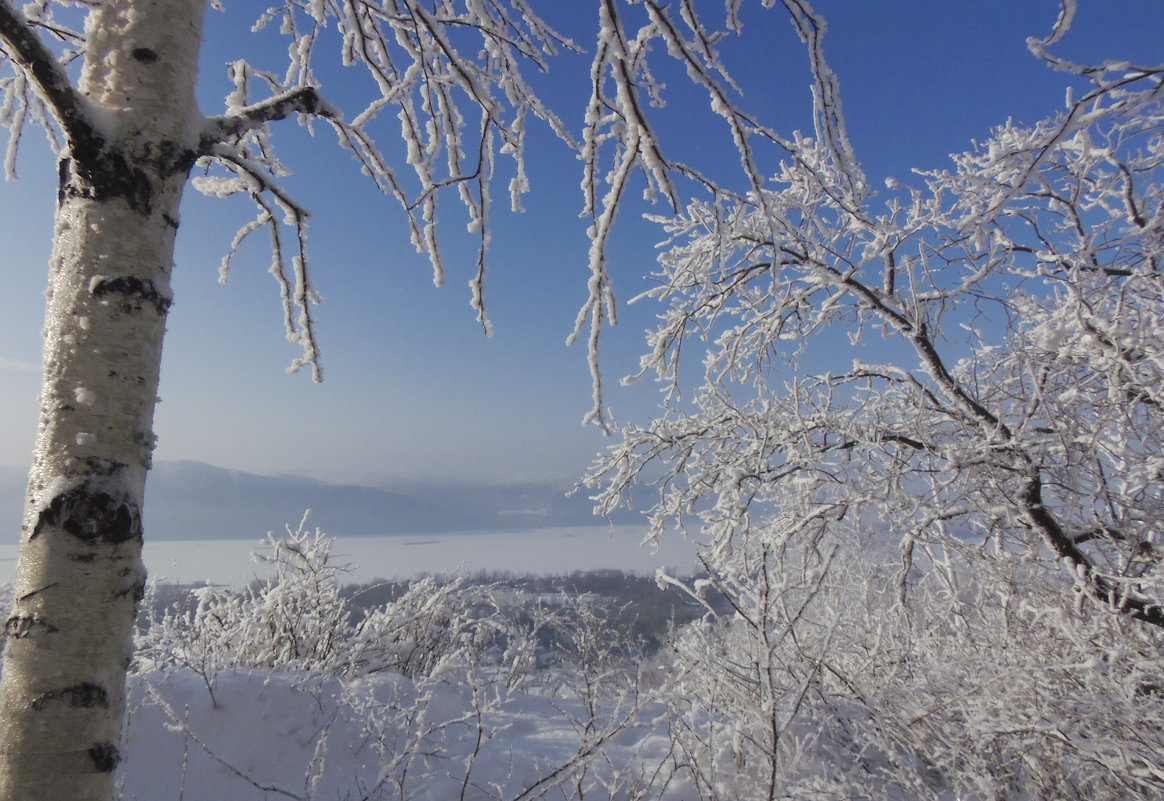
0, 1, 206, 798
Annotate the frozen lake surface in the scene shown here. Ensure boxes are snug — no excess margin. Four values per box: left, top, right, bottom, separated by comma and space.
0, 525, 703, 586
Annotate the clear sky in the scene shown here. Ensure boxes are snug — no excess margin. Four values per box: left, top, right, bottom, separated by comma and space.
1, 1, 1161, 487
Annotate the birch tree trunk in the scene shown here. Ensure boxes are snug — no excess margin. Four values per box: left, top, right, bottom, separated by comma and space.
0, 1, 206, 798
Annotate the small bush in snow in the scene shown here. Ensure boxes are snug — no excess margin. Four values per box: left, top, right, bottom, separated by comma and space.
651, 538, 1164, 801
129, 518, 658, 801
135, 514, 485, 687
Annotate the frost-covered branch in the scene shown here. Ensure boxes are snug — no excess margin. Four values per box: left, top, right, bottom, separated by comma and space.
1028, 0, 1164, 89
573, 0, 862, 428
201, 143, 322, 381
779, 0, 867, 207
0, 0, 889, 429
1022, 473, 1164, 628
0, 0, 96, 166
199, 86, 340, 151
187, 1, 590, 375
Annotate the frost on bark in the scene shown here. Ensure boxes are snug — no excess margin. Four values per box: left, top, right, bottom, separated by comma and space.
0, 0, 205, 798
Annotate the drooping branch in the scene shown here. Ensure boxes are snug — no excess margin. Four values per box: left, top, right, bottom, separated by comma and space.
779, 0, 867, 206
0, 0, 101, 161
205, 142, 322, 383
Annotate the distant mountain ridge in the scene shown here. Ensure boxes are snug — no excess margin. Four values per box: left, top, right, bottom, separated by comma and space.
0, 461, 631, 542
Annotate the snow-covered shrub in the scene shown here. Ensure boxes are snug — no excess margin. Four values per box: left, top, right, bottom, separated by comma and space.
133, 517, 628, 690
651, 537, 874, 801
347, 573, 479, 678
864, 559, 1164, 800
135, 515, 485, 687
129, 521, 663, 801
537, 593, 647, 712
123, 664, 671, 801
652, 537, 1164, 801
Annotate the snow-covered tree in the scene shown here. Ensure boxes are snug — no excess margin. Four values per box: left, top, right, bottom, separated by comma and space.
0, 0, 787, 798
586, 2, 1164, 797
592, 0, 1164, 638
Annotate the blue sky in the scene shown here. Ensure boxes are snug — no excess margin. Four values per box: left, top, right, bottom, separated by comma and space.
1, 1, 1161, 486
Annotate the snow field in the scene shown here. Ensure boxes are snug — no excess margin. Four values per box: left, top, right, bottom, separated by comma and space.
119, 668, 684, 801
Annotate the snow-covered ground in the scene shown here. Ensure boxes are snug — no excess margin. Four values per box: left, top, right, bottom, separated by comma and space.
112, 529, 704, 801
120, 668, 687, 801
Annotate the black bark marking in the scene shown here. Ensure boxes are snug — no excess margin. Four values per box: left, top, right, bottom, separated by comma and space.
82, 457, 128, 478
56, 157, 68, 207
59, 142, 196, 216
17, 582, 59, 602
59, 155, 155, 216
5, 614, 58, 639
88, 742, 119, 773
131, 47, 158, 64
5, 615, 29, 639
33, 488, 142, 545
114, 579, 147, 603
1137, 681, 1163, 698
90, 275, 171, 316
32, 682, 109, 711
